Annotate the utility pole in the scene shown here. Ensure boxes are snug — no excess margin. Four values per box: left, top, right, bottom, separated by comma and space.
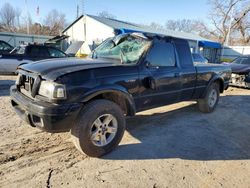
81, 0, 85, 15
77, 4, 79, 18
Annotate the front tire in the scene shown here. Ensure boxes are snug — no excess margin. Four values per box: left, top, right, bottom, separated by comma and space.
198, 82, 220, 113
71, 99, 126, 157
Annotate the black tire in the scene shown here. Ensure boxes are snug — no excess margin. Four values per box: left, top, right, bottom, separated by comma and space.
198, 82, 220, 113
71, 99, 126, 157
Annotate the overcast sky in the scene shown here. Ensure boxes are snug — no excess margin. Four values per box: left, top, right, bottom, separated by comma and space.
0, 0, 210, 25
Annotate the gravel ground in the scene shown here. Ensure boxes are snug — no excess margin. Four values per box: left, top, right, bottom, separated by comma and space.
0, 75, 250, 188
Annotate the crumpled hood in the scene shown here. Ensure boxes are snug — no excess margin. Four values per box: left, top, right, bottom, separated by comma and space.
18, 57, 118, 80
223, 62, 250, 74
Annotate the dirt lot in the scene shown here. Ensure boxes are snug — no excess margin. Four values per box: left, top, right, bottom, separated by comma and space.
0, 75, 250, 188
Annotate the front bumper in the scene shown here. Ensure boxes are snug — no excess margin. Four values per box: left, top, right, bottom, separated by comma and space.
10, 86, 82, 133
230, 73, 250, 88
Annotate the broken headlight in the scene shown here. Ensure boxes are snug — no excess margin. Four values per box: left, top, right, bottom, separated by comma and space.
38, 81, 66, 99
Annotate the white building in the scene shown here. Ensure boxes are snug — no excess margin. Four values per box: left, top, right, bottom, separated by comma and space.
221, 46, 250, 61
63, 14, 222, 63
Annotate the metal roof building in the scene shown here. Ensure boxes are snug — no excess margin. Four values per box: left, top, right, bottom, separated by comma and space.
63, 14, 221, 63
0, 32, 52, 47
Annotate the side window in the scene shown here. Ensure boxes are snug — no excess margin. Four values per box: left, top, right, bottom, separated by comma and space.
241, 58, 250, 65
48, 48, 66, 57
0, 42, 12, 50
28, 47, 40, 57
0, 42, 3, 50
233, 57, 242, 64
147, 41, 176, 67
39, 47, 50, 57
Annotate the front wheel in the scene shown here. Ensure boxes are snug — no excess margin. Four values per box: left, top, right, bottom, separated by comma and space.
198, 82, 220, 113
71, 99, 126, 157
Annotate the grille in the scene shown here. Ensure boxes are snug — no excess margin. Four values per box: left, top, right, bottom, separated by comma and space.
16, 71, 41, 98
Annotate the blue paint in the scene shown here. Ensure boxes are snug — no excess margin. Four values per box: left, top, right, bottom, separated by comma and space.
199, 41, 221, 49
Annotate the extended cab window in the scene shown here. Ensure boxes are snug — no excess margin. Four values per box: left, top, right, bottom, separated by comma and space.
147, 41, 176, 67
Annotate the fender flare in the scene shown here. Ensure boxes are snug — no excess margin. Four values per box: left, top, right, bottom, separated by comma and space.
80, 85, 136, 116
202, 75, 225, 98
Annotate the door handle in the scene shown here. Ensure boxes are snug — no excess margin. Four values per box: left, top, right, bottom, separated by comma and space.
149, 77, 157, 90
145, 77, 157, 90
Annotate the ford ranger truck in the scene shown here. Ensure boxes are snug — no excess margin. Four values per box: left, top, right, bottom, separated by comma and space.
10, 33, 231, 157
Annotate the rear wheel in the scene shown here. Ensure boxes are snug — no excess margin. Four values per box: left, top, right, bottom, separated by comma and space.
71, 99, 125, 157
198, 82, 220, 113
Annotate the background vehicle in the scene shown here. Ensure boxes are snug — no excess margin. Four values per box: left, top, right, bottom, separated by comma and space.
223, 55, 250, 88
192, 53, 209, 64
0, 44, 68, 74
0, 40, 13, 55
11, 33, 231, 157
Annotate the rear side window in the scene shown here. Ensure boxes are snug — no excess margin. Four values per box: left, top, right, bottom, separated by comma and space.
147, 41, 176, 67
48, 48, 66, 57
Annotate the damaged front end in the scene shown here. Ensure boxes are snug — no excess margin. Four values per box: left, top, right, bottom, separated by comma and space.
231, 73, 250, 88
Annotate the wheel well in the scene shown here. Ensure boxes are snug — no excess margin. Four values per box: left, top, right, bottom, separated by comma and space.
214, 79, 224, 93
86, 92, 134, 116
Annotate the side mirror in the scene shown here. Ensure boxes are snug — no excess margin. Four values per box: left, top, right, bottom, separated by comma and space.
145, 61, 159, 69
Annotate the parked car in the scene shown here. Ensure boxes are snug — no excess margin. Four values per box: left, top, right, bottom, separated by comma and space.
223, 55, 250, 88
10, 33, 231, 157
0, 40, 13, 55
0, 44, 68, 74
192, 53, 208, 64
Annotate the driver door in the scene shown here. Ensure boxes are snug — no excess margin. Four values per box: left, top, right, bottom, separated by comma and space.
138, 40, 181, 110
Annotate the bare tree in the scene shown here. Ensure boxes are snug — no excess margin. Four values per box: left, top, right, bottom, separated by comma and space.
207, 0, 250, 45
0, 3, 19, 32
236, 18, 250, 44
44, 9, 66, 35
15, 8, 21, 30
149, 22, 165, 32
233, 1, 250, 44
98, 11, 116, 19
165, 19, 195, 33
18, 14, 33, 34
0, 23, 4, 32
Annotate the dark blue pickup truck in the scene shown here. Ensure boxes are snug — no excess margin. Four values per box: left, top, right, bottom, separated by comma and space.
10, 33, 231, 157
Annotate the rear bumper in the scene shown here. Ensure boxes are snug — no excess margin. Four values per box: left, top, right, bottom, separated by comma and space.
10, 86, 82, 133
